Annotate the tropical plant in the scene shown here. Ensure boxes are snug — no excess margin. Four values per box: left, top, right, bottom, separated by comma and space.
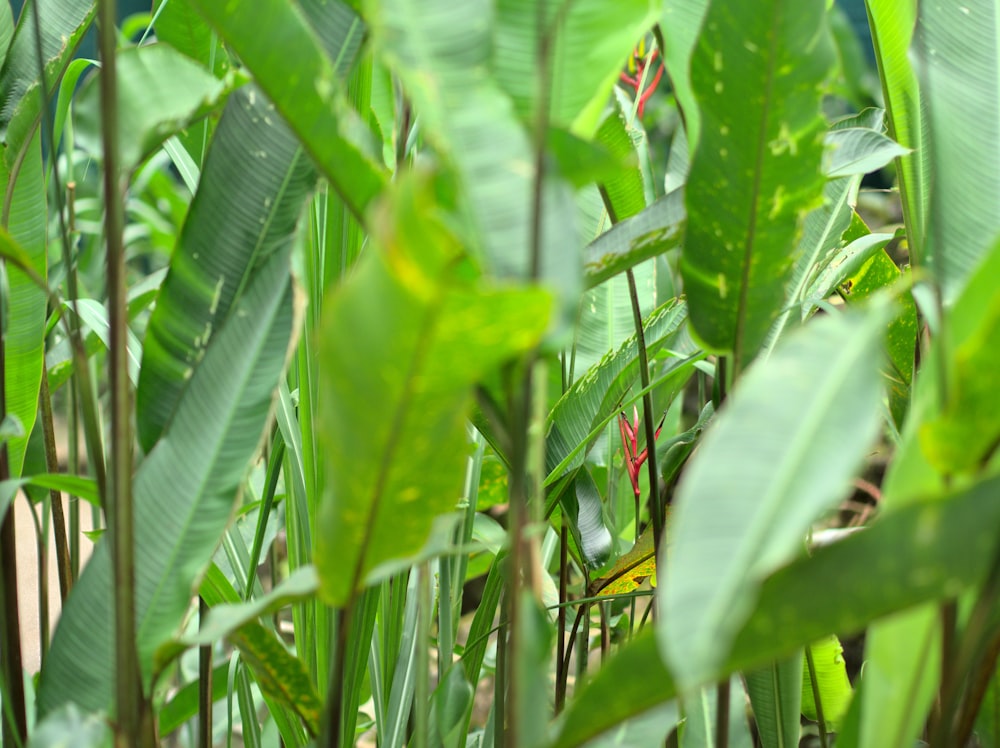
0, 0, 999, 747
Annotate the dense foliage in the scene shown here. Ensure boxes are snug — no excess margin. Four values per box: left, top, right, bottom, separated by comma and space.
1, 0, 999, 746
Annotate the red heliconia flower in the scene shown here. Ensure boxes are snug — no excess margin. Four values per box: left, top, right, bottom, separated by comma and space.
619, 406, 664, 498
619, 43, 665, 117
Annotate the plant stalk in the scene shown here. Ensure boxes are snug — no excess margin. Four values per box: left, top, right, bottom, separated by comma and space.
715, 679, 730, 748
555, 523, 568, 713
198, 596, 213, 748
805, 645, 829, 748
39, 371, 72, 600
0, 479, 27, 748
0, 253, 26, 745
96, 0, 144, 743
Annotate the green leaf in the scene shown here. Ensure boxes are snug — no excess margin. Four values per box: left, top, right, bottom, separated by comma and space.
38, 250, 295, 716
159, 663, 231, 737
368, 0, 581, 331
1, 134, 45, 478
764, 176, 859, 351
73, 44, 231, 171
0, 0, 95, 156
802, 635, 852, 731
188, 0, 383, 221
544, 298, 691, 487
590, 526, 655, 598
182, 566, 319, 648
679, 0, 834, 369
583, 189, 686, 290
866, 0, 927, 265
919, 293, 1000, 474
579, 703, 679, 748
915, 0, 1000, 300
493, 0, 657, 137
554, 471, 1000, 748
804, 233, 894, 306
63, 299, 142, 386
680, 676, 753, 748
745, 655, 803, 748
840, 246, 916, 430
824, 126, 909, 178
21, 473, 99, 507
27, 704, 111, 748
153, 0, 230, 78
659, 306, 887, 690
314, 174, 551, 606
565, 467, 613, 570
230, 622, 322, 736
974, 660, 1000, 747
431, 663, 474, 748
135, 83, 315, 452
660, 0, 709, 153
594, 106, 646, 220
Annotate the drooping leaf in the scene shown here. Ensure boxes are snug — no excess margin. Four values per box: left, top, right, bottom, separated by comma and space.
544, 298, 691, 487
763, 176, 859, 352
594, 106, 646, 221
314, 174, 552, 606
804, 233, 894, 307
564, 467, 613, 570
659, 306, 887, 690
0, 0, 95, 157
582, 189, 686, 290
553, 471, 1000, 748
823, 126, 909, 178
188, 0, 383, 221
182, 566, 319, 648
680, 0, 834, 369
73, 44, 232, 171
230, 621, 322, 736
135, 83, 315, 452
38, 251, 295, 716
590, 526, 655, 598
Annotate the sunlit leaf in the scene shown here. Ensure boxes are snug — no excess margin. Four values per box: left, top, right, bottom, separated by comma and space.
680, 0, 834, 369
659, 306, 887, 690
315, 174, 551, 606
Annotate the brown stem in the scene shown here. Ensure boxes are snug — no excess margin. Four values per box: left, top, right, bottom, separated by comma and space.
715, 679, 730, 748
555, 523, 568, 714
39, 371, 71, 600
198, 596, 213, 748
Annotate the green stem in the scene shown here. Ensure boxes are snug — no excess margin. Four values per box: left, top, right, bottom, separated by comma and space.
414, 563, 431, 748
805, 645, 829, 748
